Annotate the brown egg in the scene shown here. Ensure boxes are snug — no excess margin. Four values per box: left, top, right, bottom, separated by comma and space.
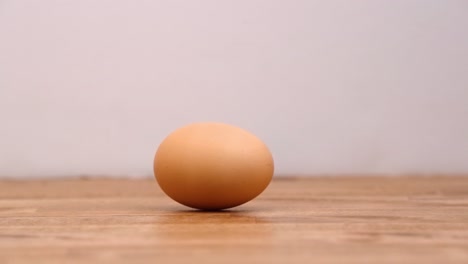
153, 122, 274, 210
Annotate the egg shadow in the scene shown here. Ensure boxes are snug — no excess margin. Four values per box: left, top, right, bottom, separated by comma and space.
155, 206, 272, 224
150, 206, 274, 243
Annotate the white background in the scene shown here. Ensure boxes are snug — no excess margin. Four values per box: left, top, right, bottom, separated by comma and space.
1, 0, 467, 178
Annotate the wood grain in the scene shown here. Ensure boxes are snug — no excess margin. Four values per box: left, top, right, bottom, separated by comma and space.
1, 176, 468, 264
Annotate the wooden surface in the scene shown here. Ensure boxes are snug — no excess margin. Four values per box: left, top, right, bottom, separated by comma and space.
1, 176, 468, 264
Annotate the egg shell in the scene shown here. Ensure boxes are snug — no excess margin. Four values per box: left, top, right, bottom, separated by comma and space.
153, 122, 274, 210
